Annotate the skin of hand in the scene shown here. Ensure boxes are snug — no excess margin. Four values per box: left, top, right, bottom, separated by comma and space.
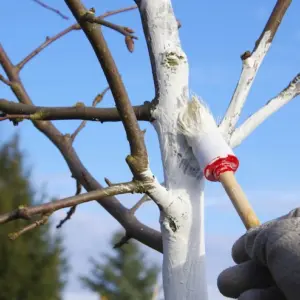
217, 208, 300, 300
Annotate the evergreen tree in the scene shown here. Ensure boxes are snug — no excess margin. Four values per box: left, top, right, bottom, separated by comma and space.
80, 231, 160, 300
0, 136, 68, 300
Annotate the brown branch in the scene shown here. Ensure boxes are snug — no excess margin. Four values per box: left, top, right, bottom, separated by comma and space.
56, 180, 82, 228
15, 5, 138, 71
0, 43, 162, 253
83, 13, 137, 39
130, 194, 150, 214
9, 213, 50, 240
0, 74, 11, 86
100, 5, 137, 18
0, 99, 152, 122
71, 86, 110, 142
16, 26, 79, 71
114, 234, 131, 248
0, 114, 26, 122
253, 0, 291, 52
0, 181, 144, 225
32, 0, 69, 20
65, 0, 148, 177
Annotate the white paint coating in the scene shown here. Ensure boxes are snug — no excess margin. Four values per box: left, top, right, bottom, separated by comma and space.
178, 96, 235, 171
230, 73, 300, 148
137, 1, 208, 299
220, 31, 272, 138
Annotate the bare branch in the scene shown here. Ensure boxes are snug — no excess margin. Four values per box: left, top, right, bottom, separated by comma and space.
104, 177, 113, 186
130, 194, 150, 214
9, 213, 50, 240
83, 13, 138, 39
0, 99, 152, 122
114, 234, 131, 248
32, 0, 69, 20
0, 181, 145, 225
0, 74, 11, 86
100, 5, 137, 18
71, 87, 110, 142
0, 43, 162, 253
219, 0, 291, 137
231, 73, 300, 148
15, 5, 138, 71
56, 180, 82, 228
65, 0, 149, 177
16, 26, 79, 71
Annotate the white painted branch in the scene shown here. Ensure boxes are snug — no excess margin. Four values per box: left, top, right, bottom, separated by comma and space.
230, 73, 300, 148
136, 1, 208, 299
141, 169, 173, 210
219, 31, 272, 137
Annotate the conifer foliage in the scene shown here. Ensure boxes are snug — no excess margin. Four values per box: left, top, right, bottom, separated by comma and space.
80, 231, 160, 300
0, 136, 67, 300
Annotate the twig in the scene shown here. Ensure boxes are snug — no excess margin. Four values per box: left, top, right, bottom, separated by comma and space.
16, 26, 79, 71
100, 5, 137, 18
71, 87, 110, 142
130, 194, 150, 214
32, 0, 69, 20
0, 114, 26, 122
0, 74, 11, 86
113, 234, 131, 248
15, 5, 138, 71
231, 73, 300, 147
0, 99, 152, 122
0, 181, 146, 225
56, 180, 82, 228
9, 213, 50, 240
219, 0, 292, 137
83, 13, 138, 39
104, 177, 113, 186
66, 0, 149, 176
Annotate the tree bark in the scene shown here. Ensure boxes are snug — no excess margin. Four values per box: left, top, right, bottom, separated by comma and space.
136, 1, 208, 298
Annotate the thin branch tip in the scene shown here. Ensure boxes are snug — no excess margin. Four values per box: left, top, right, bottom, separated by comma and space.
32, 0, 69, 20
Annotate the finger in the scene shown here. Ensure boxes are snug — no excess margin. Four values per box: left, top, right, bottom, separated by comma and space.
217, 261, 274, 298
239, 286, 285, 300
233, 208, 300, 264
277, 207, 300, 220
231, 233, 250, 263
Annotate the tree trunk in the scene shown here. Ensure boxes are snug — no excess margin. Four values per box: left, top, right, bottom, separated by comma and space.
135, 1, 209, 298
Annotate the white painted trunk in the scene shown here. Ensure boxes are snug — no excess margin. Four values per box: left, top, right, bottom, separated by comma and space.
153, 105, 208, 300
136, 1, 209, 299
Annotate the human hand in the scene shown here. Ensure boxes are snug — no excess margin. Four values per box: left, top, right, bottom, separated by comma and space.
217, 208, 300, 300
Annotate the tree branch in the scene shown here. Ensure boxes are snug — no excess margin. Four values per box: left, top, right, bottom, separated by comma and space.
0, 181, 144, 225
219, 0, 292, 137
83, 13, 137, 39
32, 0, 69, 20
16, 5, 138, 71
0, 43, 162, 253
0, 74, 11, 86
56, 180, 82, 228
65, 0, 149, 177
0, 99, 152, 122
71, 87, 110, 142
231, 73, 300, 148
129, 194, 150, 214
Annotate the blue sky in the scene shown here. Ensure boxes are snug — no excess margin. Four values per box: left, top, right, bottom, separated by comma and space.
1, 0, 300, 299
